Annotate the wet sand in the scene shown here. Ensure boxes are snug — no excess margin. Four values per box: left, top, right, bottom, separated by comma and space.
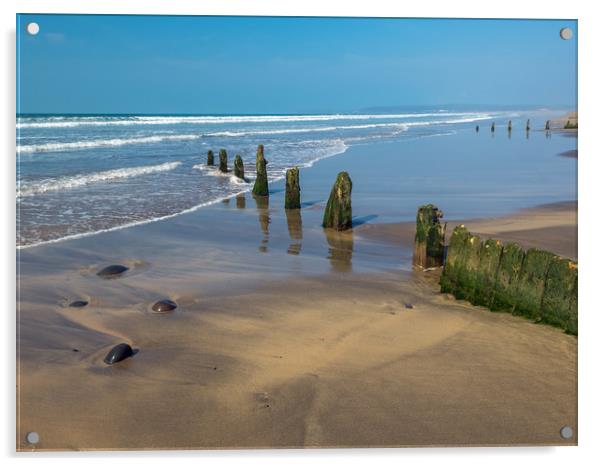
17, 135, 577, 450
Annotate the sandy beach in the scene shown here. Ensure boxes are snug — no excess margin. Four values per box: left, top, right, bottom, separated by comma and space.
17, 132, 578, 450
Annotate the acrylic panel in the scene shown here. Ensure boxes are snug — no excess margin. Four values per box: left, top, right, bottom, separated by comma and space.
16, 14, 577, 451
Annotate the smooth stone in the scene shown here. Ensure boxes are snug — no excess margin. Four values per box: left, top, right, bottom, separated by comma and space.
69, 300, 88, 308
152, 299, 178, 312
404, 303, 414, 309
97, 264, 129, 278
104, 343, 134, 365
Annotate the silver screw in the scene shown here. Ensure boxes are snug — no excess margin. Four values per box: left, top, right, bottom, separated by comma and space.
560, 28, 573, 40
26, 431, 40, 445
560, 425, 573, 439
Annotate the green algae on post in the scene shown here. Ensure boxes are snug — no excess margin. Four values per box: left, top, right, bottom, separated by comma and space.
322, 171, 352, 231
472, 239, 503, 307
513, 248, 555, 320
454, 231, 482, 302
412, 204, 446, 269
252, 144, 269, 196
234, 155, 245, 180
206, 150, 214, 166
541, 258, 578, 334
490, 242, 525, 312
219, 149, 228, 173
285, 167, 301, 209
440, 225, 470, 294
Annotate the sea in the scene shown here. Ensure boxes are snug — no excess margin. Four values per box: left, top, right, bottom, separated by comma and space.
16, 108, 575, 248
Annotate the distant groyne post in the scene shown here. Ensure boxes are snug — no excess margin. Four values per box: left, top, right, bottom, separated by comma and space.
491, 122, 495, 133
207, 150, 214, 166
234, 155, 245, 180
412, 204, 446, 269
285, 167, 301, 209
439, 222, 578, 335
252, 144, 269, 196
475, 125, 479, 133
219, 149, 228, 173
526, 119, 531, 132
545, 120, 551, 131
322, 172, 352, 231
507, 120, 512, 132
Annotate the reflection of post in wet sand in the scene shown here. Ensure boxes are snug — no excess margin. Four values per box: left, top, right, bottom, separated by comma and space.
254, 195, 270, 253
236, 193, 246, 209
324, 228, 354, 272
285, 208, 303, 255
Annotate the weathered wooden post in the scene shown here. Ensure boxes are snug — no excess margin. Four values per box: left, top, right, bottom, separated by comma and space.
526, 119, 531, 132
252, 144, 269, 196
507, 120, 512, 132
491, 122, 495, 132
513, 248, 555, 320
472, 239, 503, 307
490, 242, 525, 312
234, 155, 245, 180
412, 204, 446, 269
475, 125, 480, 133
541, 258, 578, 334
207, 150, 214, 166
285, 167, 301, 209
545, 120, 551, 131
219, 149, 228, 173
440, 225, 470, 294
322, 172, 353, 230
455, 231, 482, 302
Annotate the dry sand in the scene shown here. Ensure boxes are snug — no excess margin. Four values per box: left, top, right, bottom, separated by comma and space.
17, 201, 577, 450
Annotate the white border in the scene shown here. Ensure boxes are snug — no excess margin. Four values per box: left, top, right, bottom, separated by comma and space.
3, 1, 601, 465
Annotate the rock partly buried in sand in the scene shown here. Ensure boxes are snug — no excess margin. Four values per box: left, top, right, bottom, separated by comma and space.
152, 299, 178, 313
97, 264, 129, 278
69, 300, 89, 308
104, 343, 134, 365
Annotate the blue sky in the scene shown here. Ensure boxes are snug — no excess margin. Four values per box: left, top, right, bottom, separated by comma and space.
17, 15, 577, 114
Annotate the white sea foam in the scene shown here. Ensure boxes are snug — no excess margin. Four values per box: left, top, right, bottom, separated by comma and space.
17, 134, 200, 154
16, 112, 492, 129
18, 139, 350, 249
18, 161, 182, 197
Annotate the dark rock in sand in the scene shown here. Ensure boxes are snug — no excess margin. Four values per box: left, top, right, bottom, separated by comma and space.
322, 172, 353, 230
69, 300, 89, 308
104, 343, 134, 365
97, 264, 129, 278
152, 299, 178, 312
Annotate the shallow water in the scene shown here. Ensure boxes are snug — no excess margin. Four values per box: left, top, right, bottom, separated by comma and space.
16, 108, 573, 247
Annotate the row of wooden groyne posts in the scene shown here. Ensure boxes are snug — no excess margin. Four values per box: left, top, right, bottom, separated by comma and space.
413, 205, 577, 335
207, 144, 577, 336
204, 144, 351, 228
477, 119, 577, 133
